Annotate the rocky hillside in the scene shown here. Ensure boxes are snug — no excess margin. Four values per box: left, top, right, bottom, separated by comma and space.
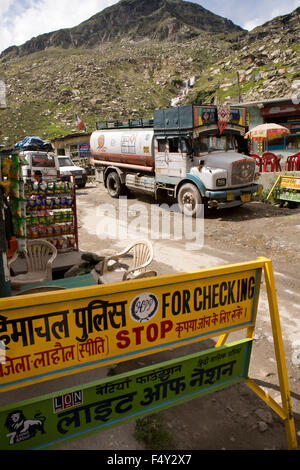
0, 0, 299, 148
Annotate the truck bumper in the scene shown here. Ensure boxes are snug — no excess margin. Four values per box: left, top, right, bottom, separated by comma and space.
205, 184, 263, 207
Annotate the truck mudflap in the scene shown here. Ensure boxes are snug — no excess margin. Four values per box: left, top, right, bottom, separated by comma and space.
205, 184, 263, 203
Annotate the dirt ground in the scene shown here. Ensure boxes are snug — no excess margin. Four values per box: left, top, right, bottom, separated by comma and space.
51, 182, 300, 452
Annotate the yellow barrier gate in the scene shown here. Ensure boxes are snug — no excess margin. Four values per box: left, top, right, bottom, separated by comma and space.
0, 257, 297, 450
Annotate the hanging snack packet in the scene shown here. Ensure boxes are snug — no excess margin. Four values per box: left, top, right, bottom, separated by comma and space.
24, 182, 32, 196
32, 181, 39, 195
10, 198, 22, 218
54, 196, 61, 208
68, 237, 75, 248
12, 217, 25, 237
9, 181, 20, 199
0, 180, 11, 197
39, 181, 48, 194
31, 213, 39, 225
46, 182, 55, 195
27, 198, 36, 211
35, 196, 43, 211
45, 197, 53, 210
10, 155, 21, 181
1, 157, 12, 176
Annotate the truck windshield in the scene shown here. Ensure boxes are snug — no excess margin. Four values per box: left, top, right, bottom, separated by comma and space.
59, 157, 74, 166
197, 135, 235, 152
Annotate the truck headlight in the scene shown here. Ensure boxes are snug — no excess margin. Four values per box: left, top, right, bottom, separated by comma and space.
216, 178, 226, 186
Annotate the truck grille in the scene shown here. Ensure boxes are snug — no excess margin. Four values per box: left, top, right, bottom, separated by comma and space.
231, 159, 255, 186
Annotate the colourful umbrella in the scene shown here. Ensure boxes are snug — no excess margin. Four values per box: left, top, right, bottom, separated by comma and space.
244, 123, 290, 141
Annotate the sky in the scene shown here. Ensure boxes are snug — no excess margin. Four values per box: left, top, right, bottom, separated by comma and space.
0, 0, 299, 54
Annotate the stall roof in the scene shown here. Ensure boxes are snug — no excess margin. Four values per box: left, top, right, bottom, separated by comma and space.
233, 96, 294, 107
51, 132, 91, 142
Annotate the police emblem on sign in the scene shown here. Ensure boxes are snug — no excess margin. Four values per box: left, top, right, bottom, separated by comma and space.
130, 293, 159, 323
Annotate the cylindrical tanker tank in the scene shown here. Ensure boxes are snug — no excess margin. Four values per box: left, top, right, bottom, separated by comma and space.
90, 128, 155, 171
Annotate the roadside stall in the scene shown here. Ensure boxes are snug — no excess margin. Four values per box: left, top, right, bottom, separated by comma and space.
0, 145, 83, 296
0, 152, 26, 254
0, 150, 79, 254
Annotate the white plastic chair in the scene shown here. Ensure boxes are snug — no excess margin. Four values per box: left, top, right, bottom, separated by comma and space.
9, 240, 57, 288
98, 240, 155, 284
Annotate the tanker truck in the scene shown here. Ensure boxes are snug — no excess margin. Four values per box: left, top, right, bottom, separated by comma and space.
90, 105, 262, 216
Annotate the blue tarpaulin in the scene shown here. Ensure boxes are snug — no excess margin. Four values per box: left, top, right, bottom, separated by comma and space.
14, 136, 52, 150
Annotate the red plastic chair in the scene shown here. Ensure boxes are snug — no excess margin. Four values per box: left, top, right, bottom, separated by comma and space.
295, 154, 300, 171
285, 155, 295, 171
261, 152, 280, 172
249, 154, 263, 172
285, 152, 300, 171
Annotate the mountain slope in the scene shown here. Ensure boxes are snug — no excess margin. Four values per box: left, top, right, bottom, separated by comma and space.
0, 1, 299, 148
1, 0, 243, 60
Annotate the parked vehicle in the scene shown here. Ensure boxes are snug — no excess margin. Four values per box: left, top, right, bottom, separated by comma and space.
21, 151, 60, 182
90, 105, 262, 216
57, 156, 87, 188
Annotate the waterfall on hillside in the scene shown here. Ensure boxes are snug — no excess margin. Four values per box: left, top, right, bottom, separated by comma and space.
170, 76, 195, 107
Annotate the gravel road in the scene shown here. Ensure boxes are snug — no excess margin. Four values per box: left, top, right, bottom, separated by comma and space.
57, 183, 300, 451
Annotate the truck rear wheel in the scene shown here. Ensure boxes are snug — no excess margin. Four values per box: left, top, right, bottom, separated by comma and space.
177, 183, 202, 217
106, 172, 122, 198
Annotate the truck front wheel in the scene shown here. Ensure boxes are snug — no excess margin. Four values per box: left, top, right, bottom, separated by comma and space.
106, 172, 122, 198
177, 183, 202, 217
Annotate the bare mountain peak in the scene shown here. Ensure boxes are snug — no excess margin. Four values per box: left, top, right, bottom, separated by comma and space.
1, 0, 243, 59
